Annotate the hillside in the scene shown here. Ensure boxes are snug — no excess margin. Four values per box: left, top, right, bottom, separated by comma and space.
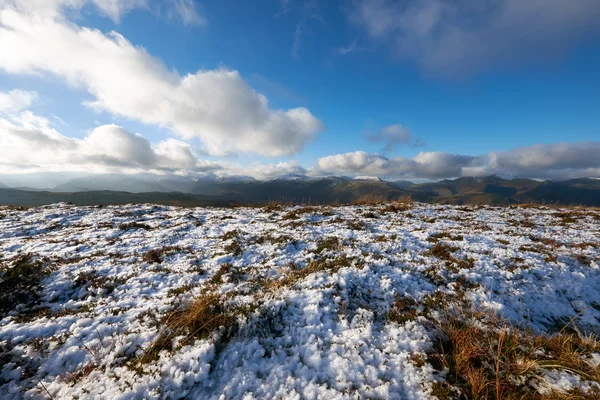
3, 176, 600, 207
0, 189, 238, 207
1, 202, 599, 398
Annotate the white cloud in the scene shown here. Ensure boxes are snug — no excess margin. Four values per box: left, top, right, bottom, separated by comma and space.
1, 98, 599, 182
275, 0, 291, 17
317, 142, 600, 181
172, 0, 205, 26
0, 91, 308, 179
90, 0, 147, 22
0, 109, 214, 174
349, 0, 600, 77
336, 40, 363, 56
0, 89, 37, 114
292, 20, 304, 59
0, 2, 322, 157
317, 151, 388, 175
2, 0, 205, 25
316, 150, 479, 179
484, 142, 600, 180
240, 161, 307, 180
4, 0, 146, 22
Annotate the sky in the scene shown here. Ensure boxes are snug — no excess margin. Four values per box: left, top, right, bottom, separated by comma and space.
0, 0, 599, 184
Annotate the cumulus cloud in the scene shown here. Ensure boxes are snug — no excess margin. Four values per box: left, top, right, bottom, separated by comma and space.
366, 124, 425, 151
228, 161, 308, 180
0, 90, 310, 179
485, 142, 600, 180
0, 1, 323, 156
349, 0, 600, 77
0, 89, 37, 114
2, 98, 599, 182
0, 109, 217, 174
316, 150, 479, 179
316, 142, 600, 181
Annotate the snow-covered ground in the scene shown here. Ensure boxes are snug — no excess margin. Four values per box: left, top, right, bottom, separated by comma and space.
0, 203, 599, 399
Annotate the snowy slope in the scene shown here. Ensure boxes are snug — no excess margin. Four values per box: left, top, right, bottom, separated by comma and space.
0, 203, 599, 399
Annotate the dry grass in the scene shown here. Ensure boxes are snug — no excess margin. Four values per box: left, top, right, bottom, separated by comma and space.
387, 296, 419, 324
142, 246, 187, 264
280, 206, 327, 220
315, 236, 342, 254
136, 292, 241, 366
347, 220, 366, 230
426, 242, 460, 260
428, 232, 465, 243
383, 197, 414, 211
554, 212, 583, 225
352, 193, 390, 205
206, 263, 244, 286
529, 235, 563, 249
262, 256, 356, 293
221, 229, 240, 241
426, 299, 600, 400
165, 293, 239, 342
223, 240, 243, 257
136, 254, 359, 367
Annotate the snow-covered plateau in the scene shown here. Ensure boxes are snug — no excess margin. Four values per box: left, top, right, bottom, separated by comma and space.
0, 202, 599, 399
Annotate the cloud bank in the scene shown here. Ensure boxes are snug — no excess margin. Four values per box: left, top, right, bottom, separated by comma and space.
1, 89, 598, 181
349, 0, 600, 77
316, 151, 480, 179
316, 143, 600, 181
485, 142, 600, 180
0, 111, 217, 174
0, 3, 597, 183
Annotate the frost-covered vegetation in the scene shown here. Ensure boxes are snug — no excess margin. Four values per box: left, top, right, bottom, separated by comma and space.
0, 202, 599, 399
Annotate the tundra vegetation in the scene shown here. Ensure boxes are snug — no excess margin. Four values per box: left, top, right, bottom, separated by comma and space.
0, 200, 599, 399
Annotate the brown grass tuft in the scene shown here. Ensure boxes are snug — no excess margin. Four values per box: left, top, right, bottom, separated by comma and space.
352, 193, 389, 205
427, 300, 600, 400
166, 293, 238, 342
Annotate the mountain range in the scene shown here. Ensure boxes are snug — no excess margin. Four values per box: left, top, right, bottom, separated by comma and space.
1, 175, 599, 207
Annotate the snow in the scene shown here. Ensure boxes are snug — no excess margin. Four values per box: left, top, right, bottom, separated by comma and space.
535, 370, 600, 395
353, 176, 382, 181
0, 202, 599, 398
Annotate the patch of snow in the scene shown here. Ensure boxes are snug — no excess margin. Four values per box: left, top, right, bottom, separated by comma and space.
353, 176, 382, 181
0, 202, 598, 398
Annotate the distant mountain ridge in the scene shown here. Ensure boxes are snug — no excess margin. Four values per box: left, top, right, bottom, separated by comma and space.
1, 175, 599, 207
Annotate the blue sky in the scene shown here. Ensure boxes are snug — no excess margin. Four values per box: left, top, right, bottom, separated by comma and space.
1, 0, 599, 182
